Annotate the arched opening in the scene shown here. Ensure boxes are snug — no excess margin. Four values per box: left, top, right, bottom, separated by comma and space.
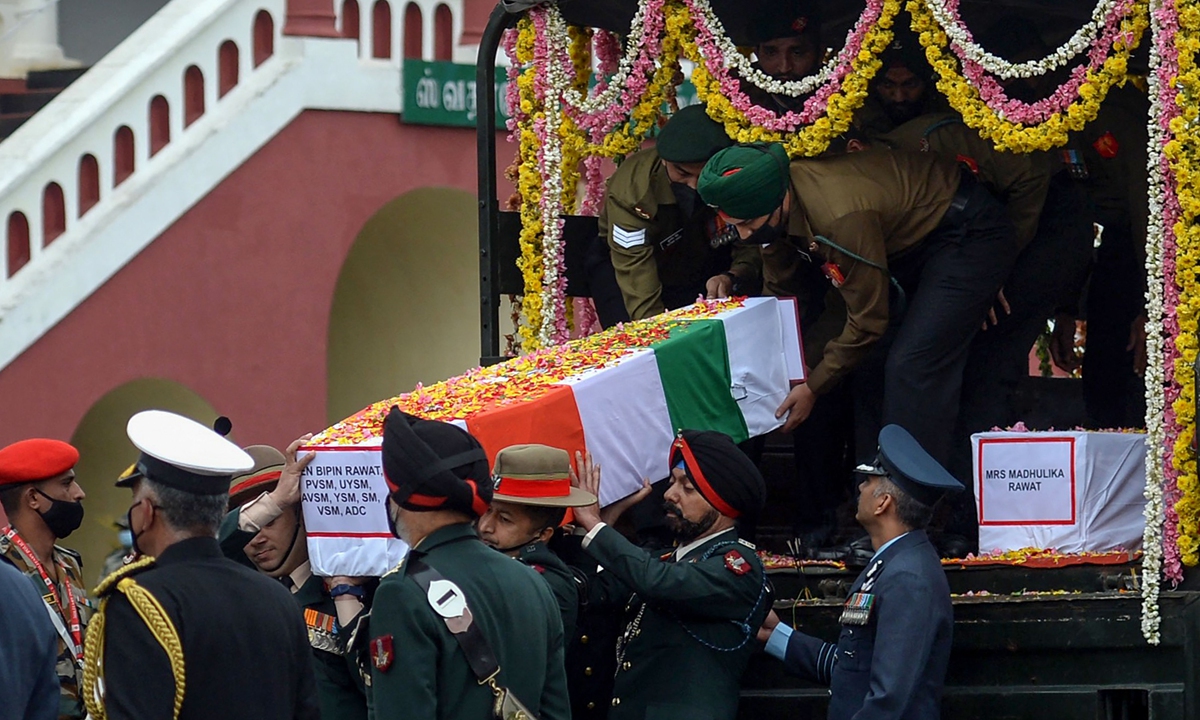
78, 154, 100, 217
253, 10, 274, 67
42, 182, 65, 245
113, 126, 135, 186
219, 40, 239, 98
69, 378, 219, 578
342, 0, 360, 40
372, 1, 392, 59
184, 65, 205, 127
403, 2, 421, 59
433, 4, 452, 61
327, 187, 479, 423
149, 95, 170, 157
6, 211, 30, 277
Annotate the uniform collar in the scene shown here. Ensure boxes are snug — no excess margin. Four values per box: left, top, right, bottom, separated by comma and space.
410, 522, 479, 555
288, 560, 312, 593
673, 526, 736, 561
156, 536, 224, 565
871, 532, 909, 561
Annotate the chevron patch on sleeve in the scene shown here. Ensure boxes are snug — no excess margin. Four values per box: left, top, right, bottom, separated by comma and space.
612, 225, 647, 249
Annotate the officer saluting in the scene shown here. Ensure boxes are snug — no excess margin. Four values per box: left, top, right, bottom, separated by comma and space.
760, 425, 962, 719
572, 430, 770, 720
83, 411, 318, 720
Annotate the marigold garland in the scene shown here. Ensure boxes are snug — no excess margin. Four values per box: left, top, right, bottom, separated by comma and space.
1167, 0, 1200, 568
908, 0, 1148, 152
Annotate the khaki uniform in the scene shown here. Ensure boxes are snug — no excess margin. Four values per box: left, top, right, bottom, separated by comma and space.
761, 149, 959, 395
0, 534, 91, 720
600, 148, 757, 320
879, 113, 1051, 248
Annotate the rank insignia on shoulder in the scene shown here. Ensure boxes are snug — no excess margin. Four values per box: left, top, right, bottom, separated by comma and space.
660, 551, 674, 561
371, 635, 394, 671
633, 205, 652, 220
724, 550, 750, 576
738, 538, 757, 550
839, 592, 875, 626
532, 564, 546, 574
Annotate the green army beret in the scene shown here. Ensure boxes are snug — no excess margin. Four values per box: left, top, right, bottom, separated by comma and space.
656, 104, 734, 164
697, 143, 791, 220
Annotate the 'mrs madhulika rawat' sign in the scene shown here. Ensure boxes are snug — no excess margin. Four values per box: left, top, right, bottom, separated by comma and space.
971, 431, 1147, 554
298, 446, 409, 577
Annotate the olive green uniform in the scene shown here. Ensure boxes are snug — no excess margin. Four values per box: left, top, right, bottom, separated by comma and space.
878, 112, 1050, 248
368, 523, 570, 720
600, 148, 757, 320
0, 535, 91, 720
582, 526, 769, 720
218, 509, 368, 720
517, 540, 579, 640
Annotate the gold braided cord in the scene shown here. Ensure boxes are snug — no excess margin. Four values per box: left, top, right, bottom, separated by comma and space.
93, 555, 157, 597
118, 577, 186, 720
82, 597, 108, 720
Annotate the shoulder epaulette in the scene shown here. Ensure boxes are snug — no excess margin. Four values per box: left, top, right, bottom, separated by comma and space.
380, 558, 407, 580
55, 544, 83, 564
93, 555, 156, 597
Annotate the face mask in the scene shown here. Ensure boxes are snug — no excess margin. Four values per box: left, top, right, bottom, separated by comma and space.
34, 489, 84, 539
118, 529, 133, 549
126, 499, 151, 556
671, 182, 700, 218
742, 209, 787, 247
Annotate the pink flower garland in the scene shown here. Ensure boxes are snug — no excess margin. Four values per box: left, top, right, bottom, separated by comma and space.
946, 0, 1138, 123
1157, 3, 1184, 583
681, 0, 887, 130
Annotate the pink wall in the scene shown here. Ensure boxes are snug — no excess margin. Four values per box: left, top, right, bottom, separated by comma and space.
0, 110, 512, 449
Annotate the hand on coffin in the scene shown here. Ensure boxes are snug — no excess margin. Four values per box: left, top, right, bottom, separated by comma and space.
569, 451, 652, 530
270, 434, 316, 509
776, 383, 817, 432
706, 273, 734, 299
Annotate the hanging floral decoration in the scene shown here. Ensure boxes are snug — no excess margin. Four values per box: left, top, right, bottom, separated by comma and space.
504, 0, 1200, 641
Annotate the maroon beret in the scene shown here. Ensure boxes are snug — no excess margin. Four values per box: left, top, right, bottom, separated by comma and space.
0, 439, 80, 486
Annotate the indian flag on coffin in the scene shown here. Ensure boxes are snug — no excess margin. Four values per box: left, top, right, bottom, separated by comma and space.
300, 297, 803, 576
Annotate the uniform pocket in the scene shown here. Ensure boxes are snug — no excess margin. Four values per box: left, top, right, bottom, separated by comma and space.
835, 626, 874, 673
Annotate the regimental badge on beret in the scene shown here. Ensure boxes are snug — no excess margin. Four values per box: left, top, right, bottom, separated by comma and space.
1093, 131, 1120, 159
791, 17, 808, 33
371, 635, 394, 671
724, 550, 750, 576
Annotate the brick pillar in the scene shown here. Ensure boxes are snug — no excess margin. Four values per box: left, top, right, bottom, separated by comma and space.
284, 0, 339, 38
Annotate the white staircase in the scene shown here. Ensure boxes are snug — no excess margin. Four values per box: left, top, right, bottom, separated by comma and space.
0, 0, 473, 371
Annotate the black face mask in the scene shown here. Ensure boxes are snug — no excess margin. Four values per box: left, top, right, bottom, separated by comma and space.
882, 99, 925, 126
741, 209, 787, 247
35, 489, 84, 539
126, 498, 159, 556
671, 182, 701, 218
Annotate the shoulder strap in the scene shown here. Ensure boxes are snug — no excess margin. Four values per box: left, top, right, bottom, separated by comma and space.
811, 234, 908, 316
407, 558, 501, 685
83, 571, 185, 720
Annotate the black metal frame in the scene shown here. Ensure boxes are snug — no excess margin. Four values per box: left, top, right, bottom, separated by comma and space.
476, 4, 520, 366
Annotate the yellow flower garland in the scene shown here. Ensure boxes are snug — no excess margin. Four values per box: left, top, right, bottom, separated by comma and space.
685, 0, 901, 157
514, 17, 545, 351
907, 0, 1148, 153
1168, 0, 1200, 565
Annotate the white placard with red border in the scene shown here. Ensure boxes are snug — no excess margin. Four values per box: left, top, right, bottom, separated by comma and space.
298, 445, 409, 577
971, 431, 1147, 554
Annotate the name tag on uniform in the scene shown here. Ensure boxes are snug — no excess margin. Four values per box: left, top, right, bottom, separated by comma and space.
839, 592, 875, 626
660, 228, 683, 250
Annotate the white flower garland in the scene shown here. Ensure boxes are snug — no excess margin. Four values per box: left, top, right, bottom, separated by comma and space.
539, 9, 570, 346
1140, 0, 1167, 646
682, 0, 839, 96
923, 0, 1122, 79
560, 0, 656, 115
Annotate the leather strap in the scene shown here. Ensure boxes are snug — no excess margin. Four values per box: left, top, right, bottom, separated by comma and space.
408, 558, 501, 684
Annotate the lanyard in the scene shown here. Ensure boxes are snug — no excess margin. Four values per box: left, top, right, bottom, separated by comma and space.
3, 525, 83, 659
